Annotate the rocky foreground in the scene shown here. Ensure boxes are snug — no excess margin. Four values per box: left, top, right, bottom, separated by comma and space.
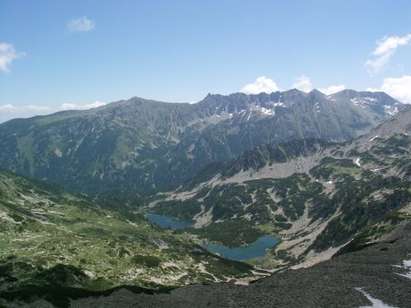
66, 221, 411, 307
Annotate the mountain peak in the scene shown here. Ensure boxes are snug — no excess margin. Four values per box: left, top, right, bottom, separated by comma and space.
283, 88, 306, 95
308, 89, 326, 96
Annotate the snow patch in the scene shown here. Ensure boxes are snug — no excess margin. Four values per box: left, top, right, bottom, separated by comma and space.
393, 259, 411, 280
384, 105, 399, 116
351, 97, 377, 109
369, 135, 379, 142
351, 98, 368, 108
259, 106, 275, 116
355, 288, 397, 308
246, 111, 252, 121
54, 148, 63, 158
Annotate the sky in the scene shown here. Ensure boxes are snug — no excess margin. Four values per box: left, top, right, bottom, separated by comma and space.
1, 0, 411, 122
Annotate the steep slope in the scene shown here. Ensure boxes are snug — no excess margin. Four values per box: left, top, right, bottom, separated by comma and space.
0, 171, 258, 299
148, 107, 411, 268
0, 90, 402, 199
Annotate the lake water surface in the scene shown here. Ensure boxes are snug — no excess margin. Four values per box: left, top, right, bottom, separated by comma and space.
146, 213, 193, 230
204, 235, 278, 261
146, 213, 278, 261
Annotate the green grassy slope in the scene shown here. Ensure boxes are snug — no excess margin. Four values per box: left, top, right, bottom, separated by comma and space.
0, 171, 255, 299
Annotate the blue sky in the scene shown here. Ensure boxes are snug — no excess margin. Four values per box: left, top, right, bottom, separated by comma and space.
1, 0, 411, 121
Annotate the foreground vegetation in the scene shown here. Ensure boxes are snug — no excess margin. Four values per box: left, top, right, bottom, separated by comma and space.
0, 171, 255, 305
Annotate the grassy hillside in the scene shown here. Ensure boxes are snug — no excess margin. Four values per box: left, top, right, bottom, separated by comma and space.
0, 170, 255, 302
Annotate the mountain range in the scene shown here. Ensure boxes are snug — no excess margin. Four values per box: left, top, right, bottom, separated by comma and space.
0, 89, 410, 307
0, 89, 403, 200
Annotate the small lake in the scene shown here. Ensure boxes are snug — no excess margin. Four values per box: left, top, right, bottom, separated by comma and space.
146, 213, 193, 230
203, 235, 278, 261
146, 213, 278, 261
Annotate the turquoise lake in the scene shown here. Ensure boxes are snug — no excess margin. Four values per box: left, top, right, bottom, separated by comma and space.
203, 235, 278, 261
146, 213, 278, 261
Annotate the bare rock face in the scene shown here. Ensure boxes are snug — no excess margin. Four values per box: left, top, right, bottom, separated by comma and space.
40, 222, 411, 308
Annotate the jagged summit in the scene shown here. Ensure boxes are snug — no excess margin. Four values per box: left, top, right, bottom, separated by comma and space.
0, 89, 404, 198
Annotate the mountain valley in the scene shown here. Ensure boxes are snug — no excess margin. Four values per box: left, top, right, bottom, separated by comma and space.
0, 90, 410, 307
146, 106, 411, 269
5, 3, 411, 307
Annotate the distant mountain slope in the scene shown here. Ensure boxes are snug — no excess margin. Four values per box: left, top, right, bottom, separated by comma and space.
148, 107, 411, 268
0, 170, 257, 300
0, 90, 402, 199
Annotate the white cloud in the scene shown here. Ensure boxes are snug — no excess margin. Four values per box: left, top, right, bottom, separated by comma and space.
241, 75, 346, 96
373, 34, 411, 56
293, 75, 346, 95
61, 101, 106, 110
292, 75, 313, 93
0, 101, 106, 123
67, 16, 95, 32
0, 105, 52, 123
319, 84, 346, 95
365, 33, 411, 74
0, 104, 16, 111
293, 76, 345, 95
369, 75, 411, 104
366, 87, 380, 92
241, 76, 280, 94
0, 104, 51, 112
0, 42, 24, 73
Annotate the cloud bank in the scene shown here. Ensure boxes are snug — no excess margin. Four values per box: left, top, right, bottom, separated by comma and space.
60, 101, 106, 110
0, 101, 106, 123
369, 75, 411, 104
319, 84, 346, 95
241, 76, 280, 94
292, 75, 313, 93
241, 76, 345, 95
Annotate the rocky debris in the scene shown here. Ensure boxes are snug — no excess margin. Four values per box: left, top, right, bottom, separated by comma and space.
66, 222, 411, 308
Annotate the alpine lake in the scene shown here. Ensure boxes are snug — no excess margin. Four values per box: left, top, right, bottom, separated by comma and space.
146, 213, 278, 262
